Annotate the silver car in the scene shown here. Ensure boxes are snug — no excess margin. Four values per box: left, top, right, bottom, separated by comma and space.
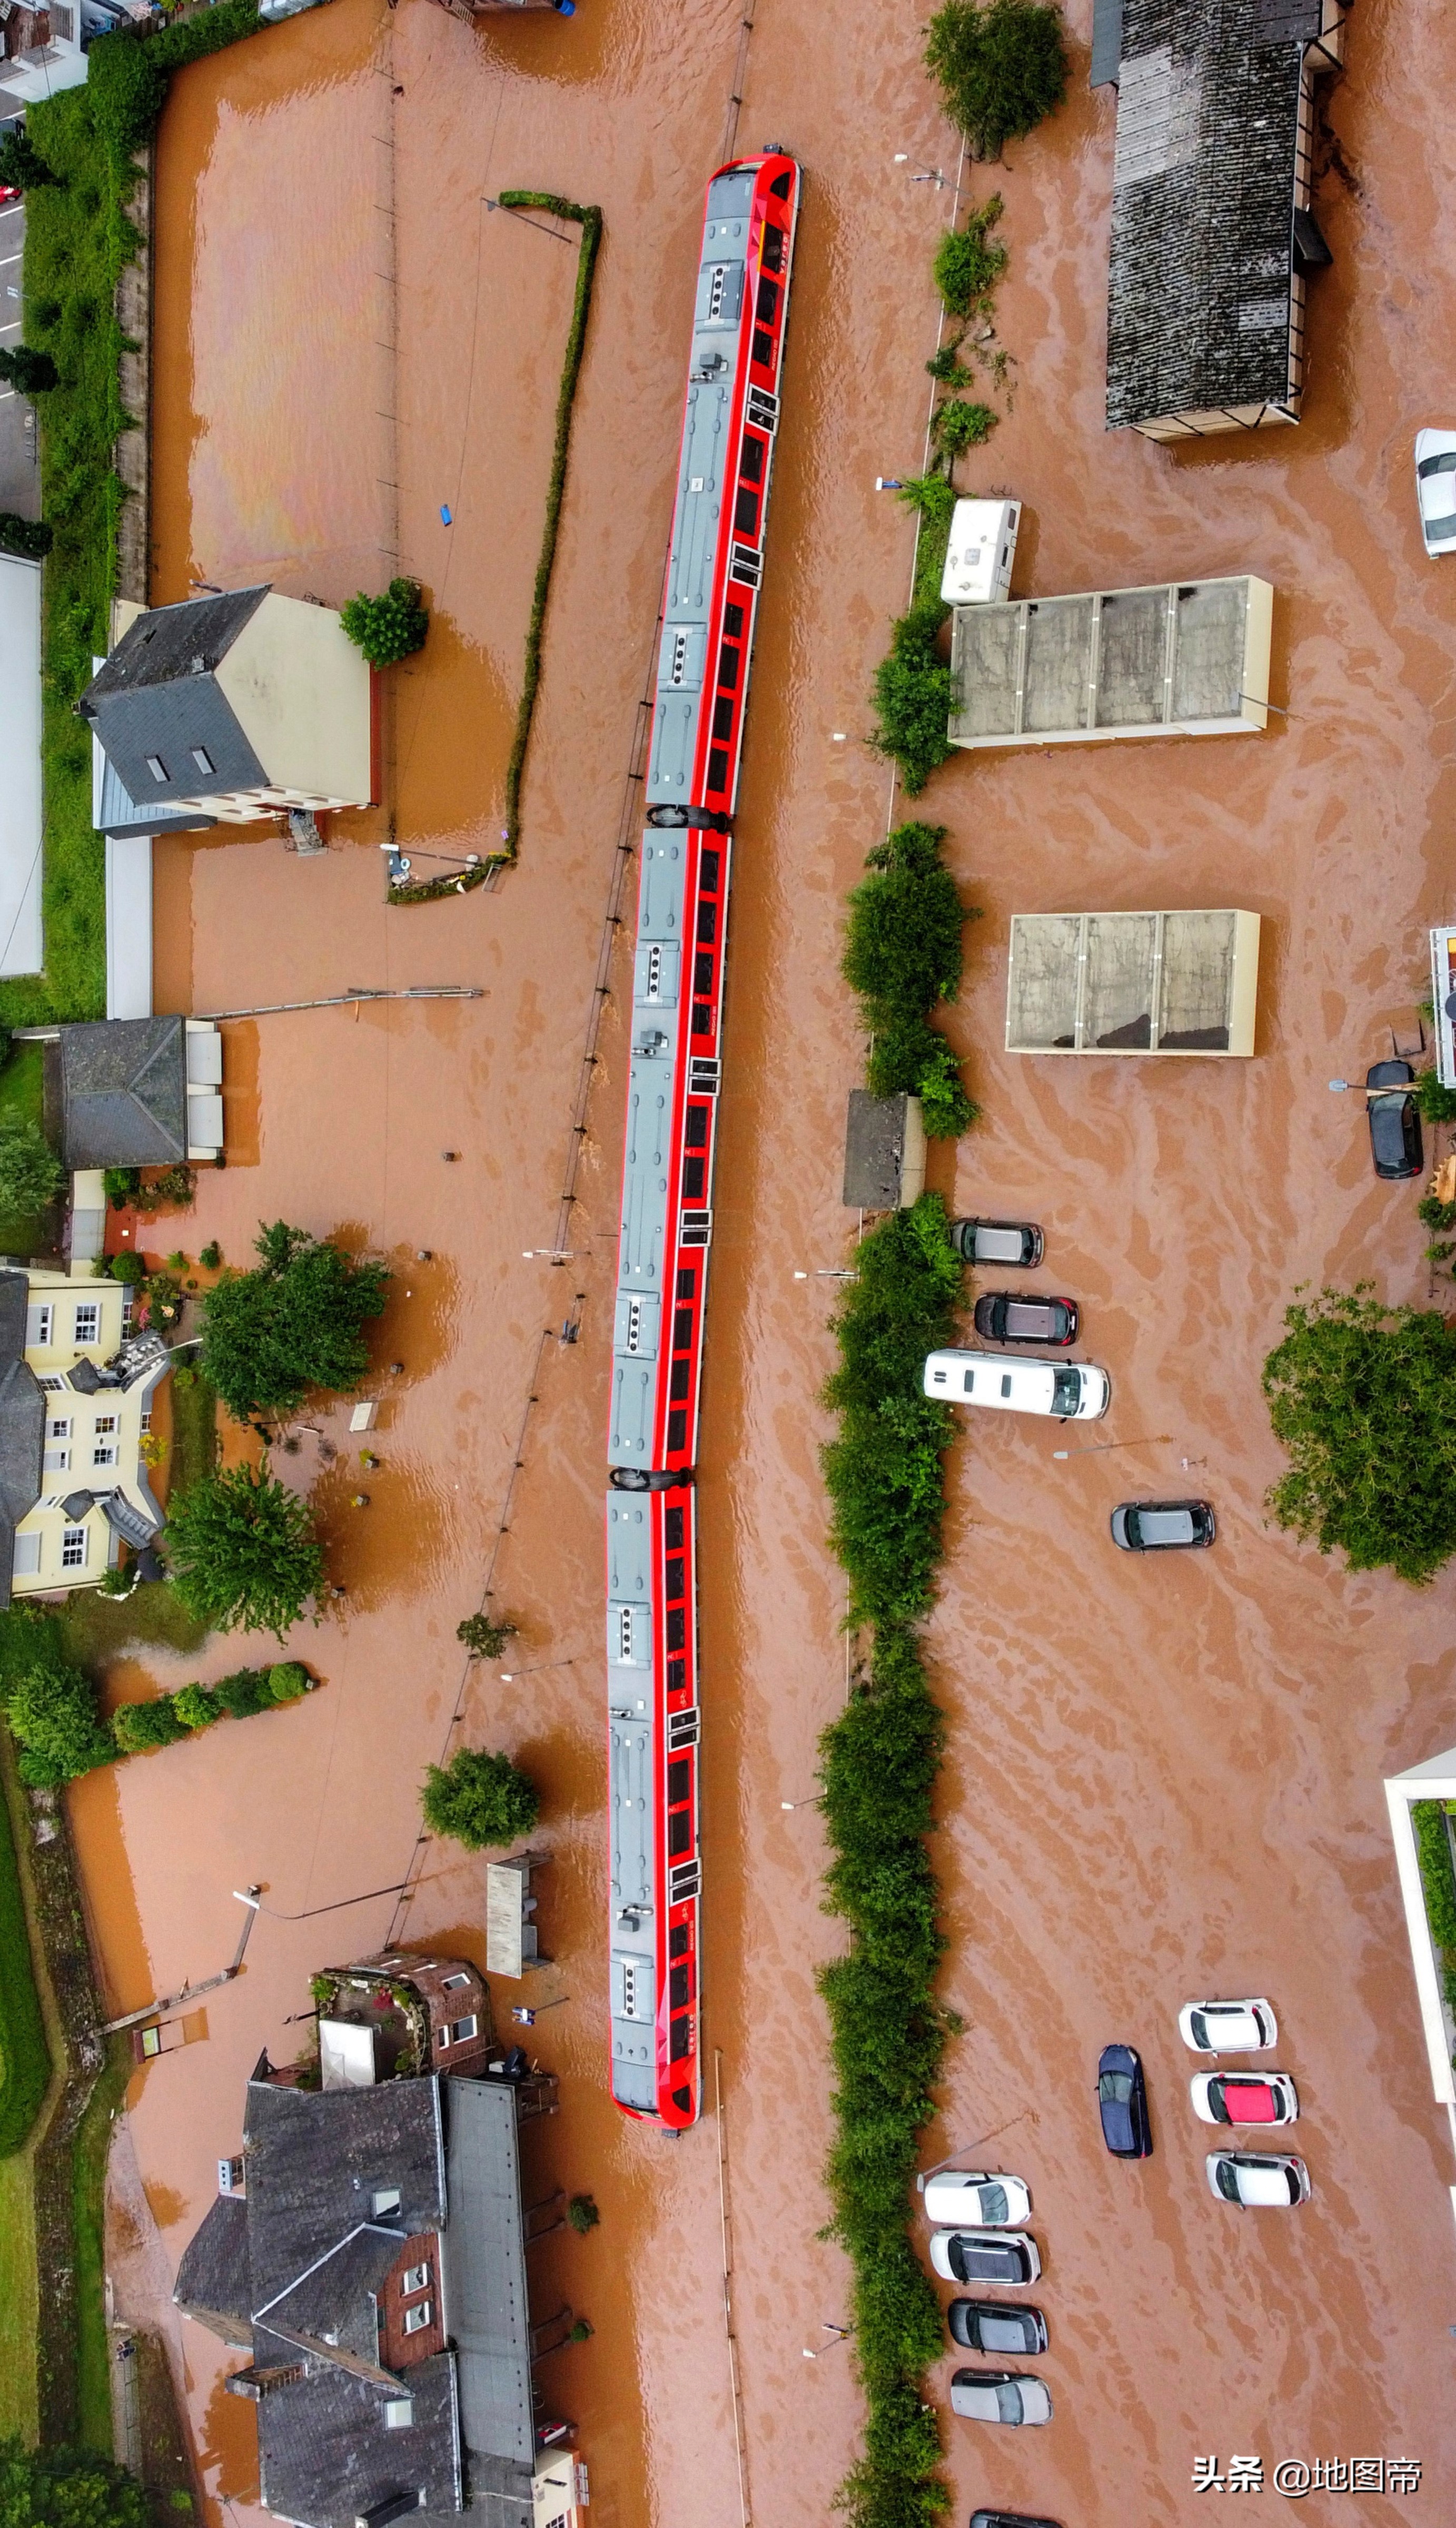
1416, 428, 1456, 555
950, 2369, 1053, 2426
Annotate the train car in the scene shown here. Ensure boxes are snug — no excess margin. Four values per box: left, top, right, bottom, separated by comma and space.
605, 148, 800, 2129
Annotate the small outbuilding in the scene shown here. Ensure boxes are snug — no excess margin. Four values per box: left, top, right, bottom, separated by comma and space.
44, 1015, 225, 1170
949, 576, 1273, 750
842, 1092, 927, 1210
1005, 910, 1262, 1056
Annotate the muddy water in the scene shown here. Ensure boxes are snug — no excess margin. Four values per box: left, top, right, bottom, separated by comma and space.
69, 0, 1456, 2519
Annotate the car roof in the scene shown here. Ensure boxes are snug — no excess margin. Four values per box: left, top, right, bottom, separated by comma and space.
1227, 2156, 1292, 2202
1099, 2041, 1139, 2072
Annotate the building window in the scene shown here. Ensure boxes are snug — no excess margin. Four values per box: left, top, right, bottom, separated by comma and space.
191, 747, 214, 776
371, 2188, 401, 2219
12, 1533, 41, 1578
441, 1972, 470, 1990
401, 2302, 432, 2336
145, 754, 169, 782
27, 1305, 53, 1348
61, 1525, 88, 1572
384, 2399, 413, 2430
44, 1415, 71, 1473
92, 1413, 120, 1469
401, 2263, 430, 2295
140, 1409, 151, 1433
450, 2016, 477, 2045
73, 1303, 100, 1345
38, 1374, 66, 1393
435, 2026, 449, 2049
121, 1294, 135, 1335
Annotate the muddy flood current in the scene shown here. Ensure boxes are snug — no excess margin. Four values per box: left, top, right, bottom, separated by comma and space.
67, 0, 1456, 2519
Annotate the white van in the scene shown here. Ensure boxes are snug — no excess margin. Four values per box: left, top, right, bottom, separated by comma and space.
924, 1348, 1110, 1420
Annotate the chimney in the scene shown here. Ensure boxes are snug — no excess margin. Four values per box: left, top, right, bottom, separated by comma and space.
355, 2495, 427, 2528
224, 2365, 302, 2400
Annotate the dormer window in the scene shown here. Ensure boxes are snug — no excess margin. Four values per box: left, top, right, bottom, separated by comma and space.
371, 2187, 401, 2220
146, 755, 169, 782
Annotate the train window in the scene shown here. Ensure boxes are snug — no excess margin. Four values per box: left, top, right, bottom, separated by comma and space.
669, 1922, 690, 1959
668, 1409, 688, 1451
667, 1606, 687, 1652
769, 169, 792, 199
691, 1002, 714, 1038
668, 1757, 691, 1804
670, 1961, 694, 2011
724, 602, 745, 638
740, 435, 764, 485
665, 1505, 686, 1549
676, 1267, 696, 1300
670, 2014, 694, 2061
694, 952, 715, 995
685, 1104, 709, 1146
681, 1160, 706, 1205
752, 327, 775, 370
760, 221, 784, 272
707, 748, 730, 794
672, 1306, 694, 1349
734, 487, 759, 536
712, 696, 735, 742
700, 846, 721, 888
667, 1655, 687, 1693
665, 1555, 686, 1599
717, 643, 740, 691
755, 276, 779, 326
668, 1809, 692, 1858
670, 1356, 692, 1399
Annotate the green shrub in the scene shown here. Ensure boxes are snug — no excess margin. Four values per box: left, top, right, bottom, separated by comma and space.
925, 0, 1068, 157
4, 1652, 113, 1786
457, 1613, 517, 1658
1263, 1284, 1456, 1584
108, 1251, 146, 1283
931, 396, 997, 458
869, 605, 956, 796
104, 1167, 140, 1211
916, 1039, 978, 1139
0, 515, 53, 561
200, 1241, 222, 1271
1415, 1070, 1456, 1123
566, 2192, 600, 2234
340, 576, 428, 669
1419, 1196, 1456, 1232
422, 1748, 540, 1850
924, 344, 973, 387
895, 471, 958, 611
1413, 1803, 1456, 1951
931, 195, 1008, 319
0, 1115, 61, 1214
110, 1696, 187, 1755
171, 1683, 220, 1731
845, 824, 978, 1140
0, 347, 57, 396
212, 1667, 272, 1720
85, 2, 262, 167
0, 131, 61, 190
268, 1661, 310, 1703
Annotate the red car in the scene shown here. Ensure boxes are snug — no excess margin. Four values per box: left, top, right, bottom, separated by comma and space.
1191, 2071, 1299, 2126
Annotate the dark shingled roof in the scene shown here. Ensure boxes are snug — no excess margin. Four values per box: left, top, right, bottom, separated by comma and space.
257, 2225, 409, 2368
58, 1018, 188, 1170
255, 2332, 461, 2528
174, 2192, 252, 2346
1105, 0, 1324, 430
78, 588, 270, 810
241, 2078, 446, 2314
0, 1268, 43, 1609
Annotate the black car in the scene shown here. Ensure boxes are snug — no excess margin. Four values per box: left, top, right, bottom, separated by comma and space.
973, 1291, 1078, 1347
948, 2299, 1048, 2355
949, 1216, 1044, 1268
1097, 2042, 1153, 2158
1110, 1499, 1215, 1552
970, 2515, 1063, 2528
1366, 1059, 1423, 1180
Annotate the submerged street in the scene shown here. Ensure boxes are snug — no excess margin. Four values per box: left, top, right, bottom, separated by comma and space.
70, 0, 1456, 2519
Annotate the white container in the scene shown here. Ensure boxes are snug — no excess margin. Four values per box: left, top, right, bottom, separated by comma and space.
939, 498, 1020, 606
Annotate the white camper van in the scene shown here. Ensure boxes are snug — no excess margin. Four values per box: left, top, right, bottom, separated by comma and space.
924, 1348, 1110, 1420
939, 499, 1020, 607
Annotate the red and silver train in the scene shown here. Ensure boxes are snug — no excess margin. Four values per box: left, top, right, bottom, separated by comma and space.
605, 149, 800, 2127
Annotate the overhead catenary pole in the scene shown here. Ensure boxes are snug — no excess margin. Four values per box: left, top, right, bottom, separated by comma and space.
193, 984, 486, 1020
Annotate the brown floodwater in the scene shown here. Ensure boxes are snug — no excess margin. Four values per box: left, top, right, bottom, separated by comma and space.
70, 0, 1456, 2518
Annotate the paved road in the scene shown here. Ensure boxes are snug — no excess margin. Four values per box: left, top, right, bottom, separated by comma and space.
0, 196, 39, 521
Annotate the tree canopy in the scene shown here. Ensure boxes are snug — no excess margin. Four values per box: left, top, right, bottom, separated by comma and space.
2, 1648, 112, 1788
200, 1221, 390, 1420
1262, 1283, 1456, 1585
164, 1464, 324, 1636
925, 0, 1068, 158
0, 2441, 151, 2528
422, 1749, 540, 1850
0, 1117, 64, 1216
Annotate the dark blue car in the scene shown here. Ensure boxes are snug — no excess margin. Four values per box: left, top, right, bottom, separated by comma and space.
1097, 2042, 1152, 2158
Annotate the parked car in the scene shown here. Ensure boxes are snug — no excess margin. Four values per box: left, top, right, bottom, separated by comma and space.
1110, 1498, 1215, 1551
973, 1291, 1078, 1347
929, 2229, 1041, 2287
1206, 2150, 1310, 2207
1192, 2072, 1299, 2126
1178, 1997, 1276, 2053
1366, 1059, 1422, 1180
949, 1216, 1044, 1268
970, 2515, 1063, 2528
949, 2300, 1047, 2356
950, 2371, 1053, 2427
924, 2171, 1032, 2228
1097, 2042, 1152, 2158
923, 1350, 1110, 1420
1415, 427, 1456, 555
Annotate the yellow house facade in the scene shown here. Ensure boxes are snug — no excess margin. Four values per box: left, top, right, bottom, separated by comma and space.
0, 1262, 171, 1603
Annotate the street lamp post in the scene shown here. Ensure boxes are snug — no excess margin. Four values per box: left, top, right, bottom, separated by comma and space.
894, 153, 945, 186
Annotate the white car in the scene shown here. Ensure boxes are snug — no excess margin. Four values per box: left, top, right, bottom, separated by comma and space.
1178, 1997, 1276, 2053
1415, 428, 1456, 555
1191, 2071, 1299, 2126
923, 1349, 1110, 1421
923, 2171, 1032, 2228
949, 2369, 1053, 2426
1207, 2151, 1310, 2208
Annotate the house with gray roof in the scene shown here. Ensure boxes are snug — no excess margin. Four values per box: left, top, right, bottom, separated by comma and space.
174, 1956, 583, 2528
40, 1016, 225, 1170
1104, 0, 1348, 440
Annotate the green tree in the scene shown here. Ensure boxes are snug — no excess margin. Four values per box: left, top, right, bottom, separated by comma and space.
0, 130, 62, 191
1262, 1284, 1456, 1584
268, 1661, 310, 1702
0, 515, 52, 561
164, 1465, 324, 1637
340, 576, 429, 668
200, 1221, 390, 1420
422, 1748, 540, 1850
171, 1683, 221, 1730
0, 1115, 63, 1214
4, 1652, 112, 1788
868, 604, 956, 796
0, 346, 57, 396
0, 2441, 153, 2528
925, 0, 1068, 159
111, 1697, 188, 1756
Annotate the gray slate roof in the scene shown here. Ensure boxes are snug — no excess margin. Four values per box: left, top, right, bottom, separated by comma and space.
241, 2076, 447, 2314
58, 1017, 189, 1170
255, 2335, 461, 2528
174, 2191, 252, 2343
1105, 0, 1323, 430
258, 2224, 412, 2367
79, 588, 270, 809
0, 1268, 43, 1609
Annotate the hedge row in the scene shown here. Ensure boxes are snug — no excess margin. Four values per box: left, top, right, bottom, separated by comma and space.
0, 1613, 311, 1786
843, 819, 977, 1139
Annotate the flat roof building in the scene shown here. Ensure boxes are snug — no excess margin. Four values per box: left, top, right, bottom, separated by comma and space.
948, 575, 1272, 750
1105, 0, 1348, 441
1005, 910, 1262, 1056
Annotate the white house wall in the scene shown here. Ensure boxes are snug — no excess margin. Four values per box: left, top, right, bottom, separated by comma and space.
0, 555, 45, 976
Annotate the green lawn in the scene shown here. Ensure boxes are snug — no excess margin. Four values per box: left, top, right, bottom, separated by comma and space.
0, 1752, 50, 2158
73, 2035, 130, 2449
0, 2150, 39, 2442
0, 1043, 56, 1256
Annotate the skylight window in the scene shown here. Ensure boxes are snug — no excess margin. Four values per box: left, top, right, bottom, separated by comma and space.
145, 755, 169, 782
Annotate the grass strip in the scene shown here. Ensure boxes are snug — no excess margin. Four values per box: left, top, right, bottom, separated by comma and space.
0, 1760, 50, 2158
816, 1193, 965, 2525
72, 2033, 132, 2449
